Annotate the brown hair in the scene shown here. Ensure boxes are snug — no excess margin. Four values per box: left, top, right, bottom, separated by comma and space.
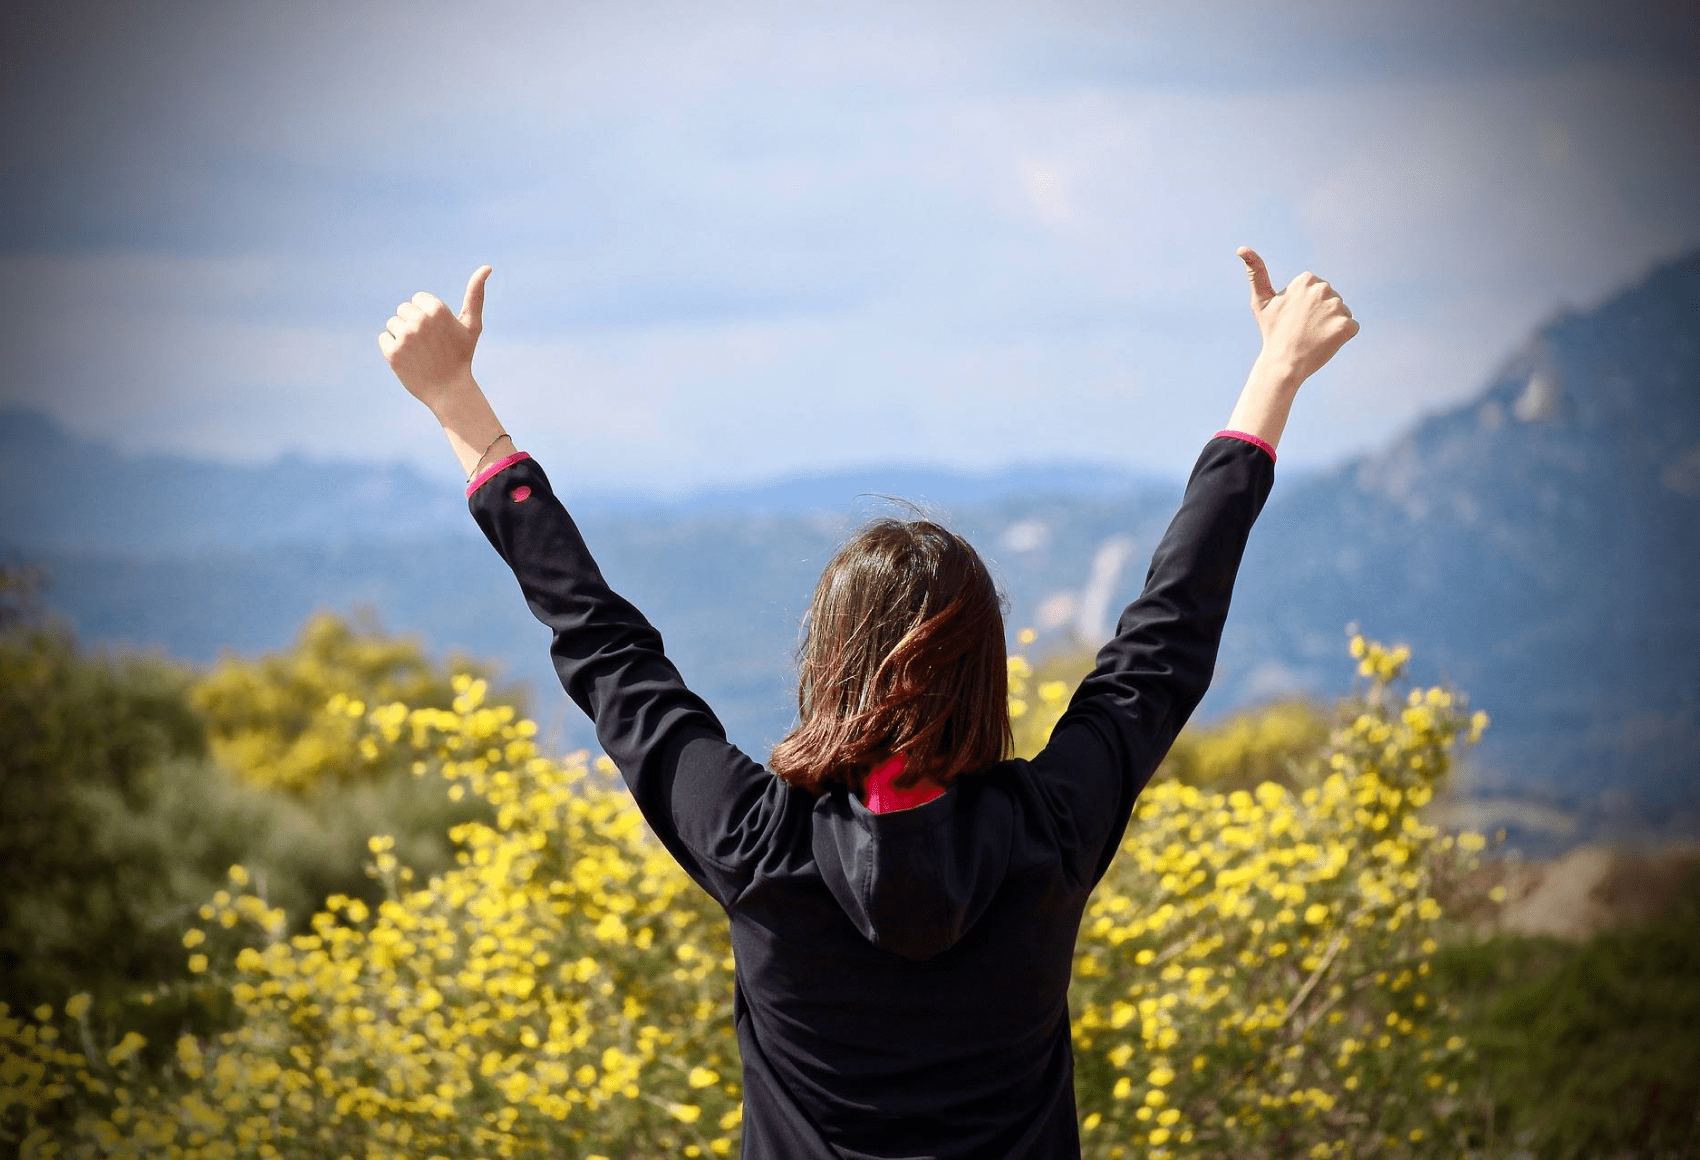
769, 518, 1011, 794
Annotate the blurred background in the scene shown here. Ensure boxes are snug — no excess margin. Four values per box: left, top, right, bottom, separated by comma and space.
3, 1, 1700, 1148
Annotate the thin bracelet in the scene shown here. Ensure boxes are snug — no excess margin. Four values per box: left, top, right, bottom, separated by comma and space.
467, 432, 510, 482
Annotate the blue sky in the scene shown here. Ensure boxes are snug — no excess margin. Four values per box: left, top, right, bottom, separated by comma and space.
4, 0, 1697, 495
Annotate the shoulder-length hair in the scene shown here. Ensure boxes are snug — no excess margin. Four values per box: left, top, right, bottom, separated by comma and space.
769, 518, 1011, 794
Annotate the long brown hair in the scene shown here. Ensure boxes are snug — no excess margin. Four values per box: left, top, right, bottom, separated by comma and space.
769, 518, 1011, 794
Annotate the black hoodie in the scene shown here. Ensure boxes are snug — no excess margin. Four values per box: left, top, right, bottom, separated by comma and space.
470, 434, 1274, 1159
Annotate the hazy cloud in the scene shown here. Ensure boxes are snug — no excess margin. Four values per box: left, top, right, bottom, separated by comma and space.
3, 0, 1696, 490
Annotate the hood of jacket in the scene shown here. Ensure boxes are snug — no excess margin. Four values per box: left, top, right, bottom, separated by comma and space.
809, 779, 1015, 961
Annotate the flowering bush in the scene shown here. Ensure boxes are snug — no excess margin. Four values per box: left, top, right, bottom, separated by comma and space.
1065, 636, 1491, 1159
190, 611, 512, 794
4, 638, 1488, 1158
3, 678, 740, 1159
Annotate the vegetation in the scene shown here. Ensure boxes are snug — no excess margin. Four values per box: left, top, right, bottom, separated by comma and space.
2, 566, 210, 1021
1434, 879, 1700, 1158
3, 578, 1695, 1157
1006, 633, 1331, 791
191, 610, 520, 796
0, 580, 492, 1045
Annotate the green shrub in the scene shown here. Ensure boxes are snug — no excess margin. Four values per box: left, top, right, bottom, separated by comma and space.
1435, 864, 1700, 1159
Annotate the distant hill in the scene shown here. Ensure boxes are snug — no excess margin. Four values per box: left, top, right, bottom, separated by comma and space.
1218, 251, 1700, 841
0, 406, 1185, 755
0, 408, 1172, 552
6, 251, 1698, 849
0, 409, 468, 553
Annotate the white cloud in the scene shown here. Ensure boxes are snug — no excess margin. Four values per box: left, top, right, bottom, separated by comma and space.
4, 3, 1697, 489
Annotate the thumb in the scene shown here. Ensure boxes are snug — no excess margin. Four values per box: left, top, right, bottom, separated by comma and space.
1237, 246, 1275, 310
459, 265, 493, 336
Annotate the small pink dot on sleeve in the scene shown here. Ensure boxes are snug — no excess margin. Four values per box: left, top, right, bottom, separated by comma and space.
511, 485, 532, 502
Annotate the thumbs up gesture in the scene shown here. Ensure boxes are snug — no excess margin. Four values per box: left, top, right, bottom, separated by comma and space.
1237, 247, 1358, 384
379, 265, 493, 410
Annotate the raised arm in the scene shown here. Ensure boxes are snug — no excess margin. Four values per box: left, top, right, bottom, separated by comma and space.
1027, 248, 1358, 886
378, 268, 786, 906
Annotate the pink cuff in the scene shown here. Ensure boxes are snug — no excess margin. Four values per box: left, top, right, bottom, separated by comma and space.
1214, 429, 1276, 464
465, 451, 532, 498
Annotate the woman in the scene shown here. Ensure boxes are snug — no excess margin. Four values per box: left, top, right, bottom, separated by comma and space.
379, 249, 1357, 1159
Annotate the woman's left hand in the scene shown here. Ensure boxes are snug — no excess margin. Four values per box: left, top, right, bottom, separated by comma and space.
379, 265, 492, 412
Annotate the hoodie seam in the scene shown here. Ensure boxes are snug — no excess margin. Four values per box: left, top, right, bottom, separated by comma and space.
859, 825, 881, 948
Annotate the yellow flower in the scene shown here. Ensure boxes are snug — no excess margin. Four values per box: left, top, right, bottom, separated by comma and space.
188, 953, 209, 974
106, 1031, 147, 1066
64, 993, 92, 1020
689, 1066, 720, 1088
669, 1102, 702, 1123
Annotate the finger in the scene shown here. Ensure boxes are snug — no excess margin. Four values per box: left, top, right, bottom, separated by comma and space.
396, 301, 423, 322
378, 331, 398, 359
460, 264, 492, 336
385, 315, 407, 338
1237, 246, 1275, 309
410, 291, 445, 313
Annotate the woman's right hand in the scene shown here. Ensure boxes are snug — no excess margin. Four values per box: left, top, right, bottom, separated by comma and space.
1237, 247, 1359, 384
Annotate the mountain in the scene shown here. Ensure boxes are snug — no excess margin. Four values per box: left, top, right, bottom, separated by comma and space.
0, 408, 1184, 755
0, 408, 1171, 553
5, 251, 1698, 847
0, 409, 468, 554
1216, 252, 1700, 839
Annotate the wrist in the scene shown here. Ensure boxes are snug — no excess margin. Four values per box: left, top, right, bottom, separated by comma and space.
426, 376, 512, 478
421, 370, 481, 420
1247, 352, 1304, 397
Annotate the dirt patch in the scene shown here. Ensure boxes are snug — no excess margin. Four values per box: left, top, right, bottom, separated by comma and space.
1491, 844, 1700, 940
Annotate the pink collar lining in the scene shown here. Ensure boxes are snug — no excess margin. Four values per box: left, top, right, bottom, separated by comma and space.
863, 754, 945, 814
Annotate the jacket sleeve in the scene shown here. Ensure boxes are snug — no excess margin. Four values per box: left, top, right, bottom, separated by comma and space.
1026, 434, 1274, 888
468, 455, 789, 907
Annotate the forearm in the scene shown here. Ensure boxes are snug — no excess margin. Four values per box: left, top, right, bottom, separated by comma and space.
1223, 355, 1304, 454
429, 372, 514, 479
